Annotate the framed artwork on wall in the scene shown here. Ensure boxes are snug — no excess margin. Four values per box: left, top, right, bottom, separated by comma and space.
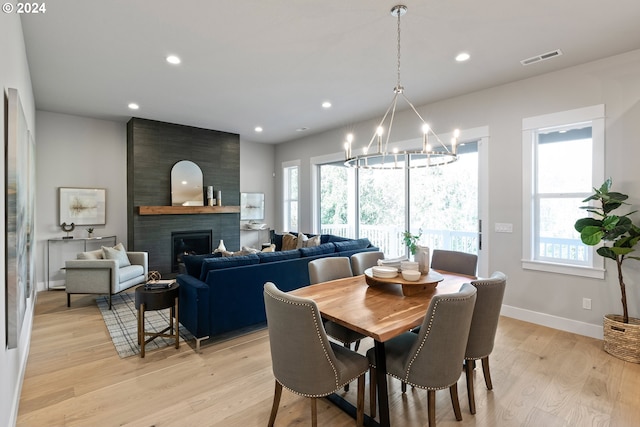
6, 88, 35, 348
240, 192, 265, 220
59, 187, 107, 225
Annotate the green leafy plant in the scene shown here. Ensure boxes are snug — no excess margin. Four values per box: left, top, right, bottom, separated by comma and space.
86, 227, 94, 234
574, 178, 640, 323
402, 229, 422, 255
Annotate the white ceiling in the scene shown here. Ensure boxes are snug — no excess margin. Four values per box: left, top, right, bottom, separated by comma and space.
20, 0, 640, 144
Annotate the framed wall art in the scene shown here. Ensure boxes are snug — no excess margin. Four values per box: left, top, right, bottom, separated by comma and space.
6, 88, 35, 348
59, 187, 106, 226
240, 192, 264, 220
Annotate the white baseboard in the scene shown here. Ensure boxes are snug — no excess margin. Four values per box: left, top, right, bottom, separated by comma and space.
9, 292, 37, 427
501, 304, 603, 340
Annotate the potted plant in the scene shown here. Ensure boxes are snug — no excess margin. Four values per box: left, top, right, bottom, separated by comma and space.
574, 178, 640, 362
86, 227, 94, 238
402, 229, 422, 255
402, 229, 430, 274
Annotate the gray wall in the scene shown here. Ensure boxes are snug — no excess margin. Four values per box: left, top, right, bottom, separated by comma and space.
35, 111, 128, 287
274, 49, 640, 338
1, 11, 37, 427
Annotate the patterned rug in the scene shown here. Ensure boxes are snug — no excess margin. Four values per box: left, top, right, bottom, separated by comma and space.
97, 292, 194, 358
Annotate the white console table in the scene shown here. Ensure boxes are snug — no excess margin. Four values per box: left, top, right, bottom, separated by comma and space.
46, 236, 116, 290
240, 227, 271, 249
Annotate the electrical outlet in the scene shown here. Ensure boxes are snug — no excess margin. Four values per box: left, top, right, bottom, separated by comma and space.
494, 223, 513, 233
583, 298, 592, 310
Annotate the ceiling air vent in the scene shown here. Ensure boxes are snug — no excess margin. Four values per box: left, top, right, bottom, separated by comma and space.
520, 49, 563, 66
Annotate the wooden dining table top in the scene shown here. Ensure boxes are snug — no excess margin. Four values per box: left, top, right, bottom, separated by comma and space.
290, 270, 475, 343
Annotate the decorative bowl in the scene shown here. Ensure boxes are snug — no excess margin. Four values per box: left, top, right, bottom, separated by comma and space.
401, 269, 421, 282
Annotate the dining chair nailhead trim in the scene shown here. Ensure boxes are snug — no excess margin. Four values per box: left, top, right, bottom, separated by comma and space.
403, 293, 476, 389
265, 288, 341, 393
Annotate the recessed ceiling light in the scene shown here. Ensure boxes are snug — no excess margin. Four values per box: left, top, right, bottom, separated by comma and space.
166, 55, 181, 65
128, 103, 139, 110
296, 127, 309, 132
322, 101, 332, 109
255, 126, 263, 133
455, 52, 470, 62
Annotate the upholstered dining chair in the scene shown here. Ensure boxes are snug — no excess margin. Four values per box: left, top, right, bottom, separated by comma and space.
430, 249, 478, 277
464, 271, 507, 414
367, 283, 477, 426
308, 257, 366, 353
350, 251, 385, 275
263, 282, 369, 427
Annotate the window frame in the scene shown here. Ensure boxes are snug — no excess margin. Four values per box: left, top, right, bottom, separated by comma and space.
282, 160, 300, 232
521, 104, 605, 278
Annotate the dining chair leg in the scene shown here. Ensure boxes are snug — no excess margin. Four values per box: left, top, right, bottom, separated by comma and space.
465, 359, 476, 414
481, 356, 493, 390
343, 342, 351, 392
357, 374, 365, 426
369, 367, 377, 418
310, 397, 318, 427
354, 339, 361, 352
268, 381, 282, 427
427, 390, 436, 427
401, 381, 407, 393
449, 383, 463, 421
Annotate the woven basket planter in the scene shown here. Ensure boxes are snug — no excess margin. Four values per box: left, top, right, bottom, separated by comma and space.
603, 314, 640, 363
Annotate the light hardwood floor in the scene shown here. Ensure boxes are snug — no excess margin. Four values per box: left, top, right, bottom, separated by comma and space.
18, 290, 640, 427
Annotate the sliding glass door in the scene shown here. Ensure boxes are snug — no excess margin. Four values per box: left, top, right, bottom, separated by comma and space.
317, 135, 484, 267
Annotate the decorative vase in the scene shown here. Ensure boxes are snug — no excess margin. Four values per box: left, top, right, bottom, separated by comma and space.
603, 314, 640, 363
88, 233, 93, 238
217, 239, 226, 252
413, 245, 430, 274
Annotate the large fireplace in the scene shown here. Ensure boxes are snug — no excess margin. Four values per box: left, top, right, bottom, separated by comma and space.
172, 230, 212, 272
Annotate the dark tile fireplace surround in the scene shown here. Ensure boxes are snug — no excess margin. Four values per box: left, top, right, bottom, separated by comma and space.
127, 118, 240, 276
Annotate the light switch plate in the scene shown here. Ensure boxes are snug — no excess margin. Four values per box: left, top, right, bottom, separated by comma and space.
495, 223, 513, 233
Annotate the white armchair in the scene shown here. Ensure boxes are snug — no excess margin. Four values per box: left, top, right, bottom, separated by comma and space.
65, 246, 148, 309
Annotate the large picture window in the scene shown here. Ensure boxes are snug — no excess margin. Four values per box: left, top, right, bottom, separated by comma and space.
283, 161, 299, 231
522, 105, 605, 277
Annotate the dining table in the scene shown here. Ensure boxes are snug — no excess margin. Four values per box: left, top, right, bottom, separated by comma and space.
289, 269, 475, 427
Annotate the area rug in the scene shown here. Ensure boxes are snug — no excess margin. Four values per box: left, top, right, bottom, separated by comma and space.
97, 292, 194, 358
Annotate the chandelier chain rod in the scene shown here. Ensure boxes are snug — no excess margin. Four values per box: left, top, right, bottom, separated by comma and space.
396, 7, 402, 89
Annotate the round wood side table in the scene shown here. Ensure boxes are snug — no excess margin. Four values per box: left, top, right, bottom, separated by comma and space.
134, 282, 179, 358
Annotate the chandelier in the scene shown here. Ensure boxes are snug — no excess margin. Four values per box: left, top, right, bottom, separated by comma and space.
343, 5, 459, 170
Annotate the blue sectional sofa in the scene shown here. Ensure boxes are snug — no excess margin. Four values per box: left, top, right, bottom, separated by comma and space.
176, 234, 378, 345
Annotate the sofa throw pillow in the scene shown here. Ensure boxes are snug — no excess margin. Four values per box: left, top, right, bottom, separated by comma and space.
302, 234, 321, 248
102, 245, 131, 267
77, 249, 103, 260
296, 232, 309, 249
282, 233, 298, 251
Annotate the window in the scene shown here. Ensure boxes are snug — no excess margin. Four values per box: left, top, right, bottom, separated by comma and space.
409, 141, 479, 255
283, 161, 299, 231
319, 161, 356, 238
359, 167, 406, 257
522, 105, 605, 278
